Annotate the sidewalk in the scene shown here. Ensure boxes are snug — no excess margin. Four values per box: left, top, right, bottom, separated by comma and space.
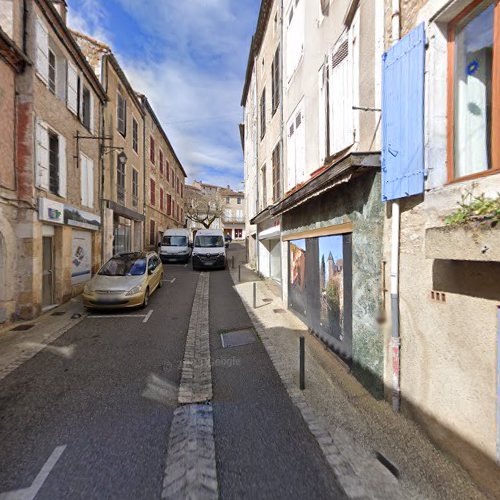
228, 258, 486, 499
0, 298, 86, 382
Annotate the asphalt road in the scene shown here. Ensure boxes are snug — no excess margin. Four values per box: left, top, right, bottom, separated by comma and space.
0, 264, 198, 499
0, 245, 345, 499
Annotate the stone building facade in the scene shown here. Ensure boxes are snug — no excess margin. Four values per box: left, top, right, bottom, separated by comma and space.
140, 95, 186, 251
221, 188, 245, 241
72, 32, 146, 262
0, 0, 106, 322
381, 0, 500, 495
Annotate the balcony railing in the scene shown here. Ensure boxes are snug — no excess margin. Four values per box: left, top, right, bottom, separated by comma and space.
222, 216, 244, 223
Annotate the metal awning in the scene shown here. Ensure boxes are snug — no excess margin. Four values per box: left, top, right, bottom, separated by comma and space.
258, 226, 280, 240
270, 152, 380, 217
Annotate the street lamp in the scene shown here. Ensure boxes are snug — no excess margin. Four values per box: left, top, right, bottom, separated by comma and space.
117, 151, 128, 166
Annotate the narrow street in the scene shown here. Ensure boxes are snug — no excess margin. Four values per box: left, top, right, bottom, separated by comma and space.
0, 244, 345, 499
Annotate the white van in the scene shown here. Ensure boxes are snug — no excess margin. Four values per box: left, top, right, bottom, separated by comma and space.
192, 229, 226, 271
158, 228, 191, 263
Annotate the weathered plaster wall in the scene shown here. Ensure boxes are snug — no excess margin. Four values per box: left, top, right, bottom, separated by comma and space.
282, 171, 384, 394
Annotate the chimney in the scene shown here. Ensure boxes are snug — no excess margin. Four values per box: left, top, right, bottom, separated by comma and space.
51, 0, 68, 24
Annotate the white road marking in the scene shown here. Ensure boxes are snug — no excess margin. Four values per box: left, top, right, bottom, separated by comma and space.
143, 310, 154, 323
21, 343, 75, 359
87, 314, 146, 319
162, 278, 176, 283
0, 445, 66, 500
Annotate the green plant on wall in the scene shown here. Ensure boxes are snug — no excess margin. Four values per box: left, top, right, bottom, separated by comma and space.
445, 190, 500, 227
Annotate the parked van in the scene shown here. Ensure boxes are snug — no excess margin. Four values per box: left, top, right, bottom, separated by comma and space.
158, 228, 191, 263
192, 229, 226, 271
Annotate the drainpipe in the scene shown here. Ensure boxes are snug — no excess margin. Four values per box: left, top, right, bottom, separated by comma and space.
390, 0, 401, 413
254, 57, 260, 271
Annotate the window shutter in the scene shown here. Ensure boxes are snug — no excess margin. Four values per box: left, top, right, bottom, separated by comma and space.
330, 38, 353, 154
87, 157, 94, 208
286, 118, 296, 190
36, 17, 49, 83
381, 24, 425, 201
318, 63, 327, 164
80, 154, 88, 206
58, 134, 67, 198
295, 110, 306, 183
67, 62, 78, 114
36, 120, 49, 190
90, 91, 95, 135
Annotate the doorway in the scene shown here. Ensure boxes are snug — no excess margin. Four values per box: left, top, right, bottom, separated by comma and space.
42, 236, 54, 307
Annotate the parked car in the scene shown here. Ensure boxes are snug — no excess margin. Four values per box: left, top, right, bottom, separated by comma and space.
192, 229, 226, 271
83, 252, 163, 310
158, 228, 192, 263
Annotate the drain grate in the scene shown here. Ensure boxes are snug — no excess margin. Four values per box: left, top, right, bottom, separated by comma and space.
10, 324, 35, 332
221, 328, 257, 348
51, 311, 66, 316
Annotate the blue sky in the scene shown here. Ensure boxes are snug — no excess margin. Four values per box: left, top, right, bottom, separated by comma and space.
67, 0, 260, 190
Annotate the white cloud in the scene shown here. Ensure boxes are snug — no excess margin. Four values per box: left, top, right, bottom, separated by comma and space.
67, 0, 256, 190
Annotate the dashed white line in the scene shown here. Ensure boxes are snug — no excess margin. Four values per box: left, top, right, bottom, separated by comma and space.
0, 445, 66, 500
142, 310, 154, 323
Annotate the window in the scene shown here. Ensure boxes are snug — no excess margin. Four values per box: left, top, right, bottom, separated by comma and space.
150, 136, 155, 164
237, 197, 242, 204
272, 46, 280, 114
132, 168, 138, 207
149, 220, 156, 246
176, 176, 180, 194
82, 86, 92, 131
150, 178, 156, 205
80, 154, 94, 208
132, 118, 138, 153
287, 102, 306, 189
117, 91, 127, 136
160, 187, 164, 210
67, 62, 78, 115
235, 229, 243, 239
36, 16, 49, 83
166, 161, 170, 182
167, 194, 172, 216
48, 132, 59, 195
159, 150, 164, 175
272, 142, 281, 202
449, 1, 500, 180
236, 209, 243, 221
260, 88, 266, 139
286, 0, 304, 82
117, 154, 125, 203
181, 183, 184, 198
261, 164, 267, 206
319, 61, 331, 164
48, 50, 56, 94
226, 197, 230, 204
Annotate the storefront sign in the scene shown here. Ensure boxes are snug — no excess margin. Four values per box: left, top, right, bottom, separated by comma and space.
64, 205, 101, 231
71, 230, 92, 284
38, 198, 64, 224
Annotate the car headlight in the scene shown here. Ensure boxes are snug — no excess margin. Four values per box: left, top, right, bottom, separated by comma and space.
125, 285, 142, 296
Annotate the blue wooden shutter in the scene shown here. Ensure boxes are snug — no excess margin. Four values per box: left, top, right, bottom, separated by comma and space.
382, 24, 425, 201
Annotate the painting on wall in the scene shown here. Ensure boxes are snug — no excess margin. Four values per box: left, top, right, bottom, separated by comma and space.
71, 230, 92, 284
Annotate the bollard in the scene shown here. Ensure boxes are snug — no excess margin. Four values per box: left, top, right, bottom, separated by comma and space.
299, 336, 305, 390
253, 282, 257, 309
238, 264, 241, 282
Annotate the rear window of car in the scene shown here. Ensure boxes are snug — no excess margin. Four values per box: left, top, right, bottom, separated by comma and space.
194, 235, 224, 248
98, 256, 146, 276
162, 236, 188, 246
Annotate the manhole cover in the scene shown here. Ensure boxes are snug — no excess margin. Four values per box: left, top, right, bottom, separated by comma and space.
51, 311, 66, 316
221, 329, 256, 348
10, 324, 34, 332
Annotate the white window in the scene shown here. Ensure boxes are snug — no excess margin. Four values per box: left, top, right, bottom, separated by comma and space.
285, 0, 304, 82
36, 16, 49, 83
330, 35, 353, 154
224, 208, 232, 219
35, 120, 66, 198
67, 62, 79, 115
286, 101, 305, 190
80, 154, 94, 208
236, 209, 243, 221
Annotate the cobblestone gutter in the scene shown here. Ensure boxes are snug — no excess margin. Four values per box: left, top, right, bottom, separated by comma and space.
162, 273, 218, 499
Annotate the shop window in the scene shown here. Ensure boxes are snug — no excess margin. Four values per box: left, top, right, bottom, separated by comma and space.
289, 233, 352, 361
448, 1, 500, 180
235, 229, 243, 239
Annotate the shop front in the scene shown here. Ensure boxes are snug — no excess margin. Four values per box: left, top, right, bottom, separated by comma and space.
273, 153, 384, 394
258, 223, 282, 284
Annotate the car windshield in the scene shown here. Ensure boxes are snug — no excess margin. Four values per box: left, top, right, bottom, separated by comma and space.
98, 256, 146, 276
162, 236, 188, 246
195, 235, 224, 248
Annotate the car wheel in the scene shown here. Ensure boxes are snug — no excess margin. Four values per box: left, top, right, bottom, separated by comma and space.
158, 274, 163, 288
142, 287, 150, 308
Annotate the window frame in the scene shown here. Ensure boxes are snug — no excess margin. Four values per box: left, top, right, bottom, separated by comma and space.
447, 0, 500, 183
132, 168, 139, 207
117, 90, 127, 137
132, 118, 138, 153
150, 136, 155, 164
260, 87, 266, 140
150, 178, 156, 205
48, 49, 56, 94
